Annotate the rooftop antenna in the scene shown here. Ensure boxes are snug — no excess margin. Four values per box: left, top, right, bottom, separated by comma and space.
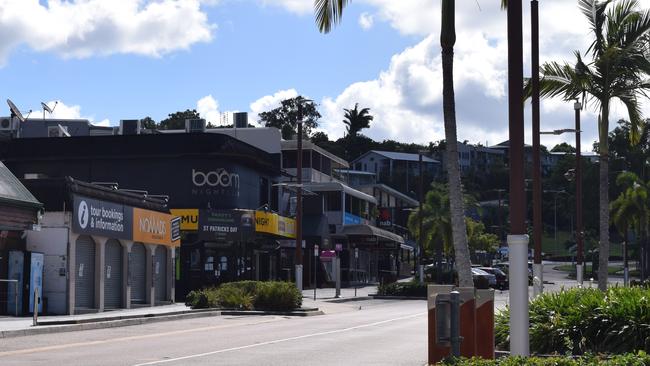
7, 99, 25, 123
41, 101, 57, 119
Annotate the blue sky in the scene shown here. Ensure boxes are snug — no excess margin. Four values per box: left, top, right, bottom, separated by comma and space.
0, 0, 644, 148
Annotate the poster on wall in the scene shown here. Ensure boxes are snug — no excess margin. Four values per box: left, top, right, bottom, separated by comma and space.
198, 210, 254, 242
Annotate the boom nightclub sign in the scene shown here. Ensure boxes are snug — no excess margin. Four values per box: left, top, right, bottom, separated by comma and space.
191, 168, 240, 197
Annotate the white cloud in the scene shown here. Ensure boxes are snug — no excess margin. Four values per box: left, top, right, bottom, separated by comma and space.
259, 0, 311, 15
358, 12, 374, 30
196, 95, 220, 125
249, 88, 300, 126
31, 100, 111, 126
0, 0, 215, 65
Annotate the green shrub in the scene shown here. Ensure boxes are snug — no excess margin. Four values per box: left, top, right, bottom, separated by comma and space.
185, 281, 302, 311
185, 288, 219, 309
495, 287, 650, 355
215, 285, 253, 310
440, 352, 650, 365
377, 281, 427, 297
254, 281, 302, 311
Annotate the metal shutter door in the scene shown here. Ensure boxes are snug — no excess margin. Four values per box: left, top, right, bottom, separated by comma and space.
104, 240, 122, 309
154, 246, 167, 302
75, 236, 95, 309
130, 243, 146, 304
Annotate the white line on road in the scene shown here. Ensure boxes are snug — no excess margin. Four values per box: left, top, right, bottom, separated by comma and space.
132, 312, 426, 366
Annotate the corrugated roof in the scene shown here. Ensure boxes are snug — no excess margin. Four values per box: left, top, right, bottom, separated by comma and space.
368, 151, 439, 163
0, 161, 41, 209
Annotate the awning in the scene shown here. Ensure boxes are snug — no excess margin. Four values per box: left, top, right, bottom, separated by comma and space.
341, 224, 405, 245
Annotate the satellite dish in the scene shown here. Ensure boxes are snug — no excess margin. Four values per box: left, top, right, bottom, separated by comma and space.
7, 99, 25, 123
41, 102, 53, 114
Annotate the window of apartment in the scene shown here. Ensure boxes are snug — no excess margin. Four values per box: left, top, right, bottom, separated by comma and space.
259, 177, 269, 207
312, 151, 322, 172
283, 150, 297, 168
345, 194, 352, 213
324, 191, 342, 211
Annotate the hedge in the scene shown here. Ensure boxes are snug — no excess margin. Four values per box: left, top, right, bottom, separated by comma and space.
440, 353, 650, 365
495, 287, 650, 355
377, 281, 427, 297
185, 281, 302, 311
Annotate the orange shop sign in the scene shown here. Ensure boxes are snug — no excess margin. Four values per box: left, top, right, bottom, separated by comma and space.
133, 208, 179, 247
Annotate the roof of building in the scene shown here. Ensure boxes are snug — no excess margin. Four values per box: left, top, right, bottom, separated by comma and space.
354, 150, 439, 163
489, 140, 533, 149
303, 182, 377, 204
358, 183, 419, 207
281, 139, 349, 168
0, 161, 42, 209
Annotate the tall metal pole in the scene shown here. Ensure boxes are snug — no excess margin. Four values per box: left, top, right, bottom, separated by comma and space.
531, 0, 543, 297
507, 0, 529, 356
575, 101, 584, 286
418, 152, 424, 282
295, 118, 304, 292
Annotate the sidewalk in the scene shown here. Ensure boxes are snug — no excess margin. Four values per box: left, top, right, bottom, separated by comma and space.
0, 303, 220, 338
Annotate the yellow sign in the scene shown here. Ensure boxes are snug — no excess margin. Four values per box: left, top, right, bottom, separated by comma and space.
132, 208, 179, 247
254, 211, 295, 239
170, 209, 199, 231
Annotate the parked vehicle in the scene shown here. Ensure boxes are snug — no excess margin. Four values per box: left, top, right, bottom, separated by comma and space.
471, 268, 496, 288
478, 267, 508, 290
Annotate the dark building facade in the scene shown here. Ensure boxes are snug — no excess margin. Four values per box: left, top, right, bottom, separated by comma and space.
0, 133, 284, 299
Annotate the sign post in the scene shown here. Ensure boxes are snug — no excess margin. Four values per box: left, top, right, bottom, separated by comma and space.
313, 244, 319, 301
335, 244, 342, 298
354, 248, 359, 297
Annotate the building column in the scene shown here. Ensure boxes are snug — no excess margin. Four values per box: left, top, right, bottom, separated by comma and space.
122, 241, 133, 309
95, 236, 107, 313
68, 231, 79, 315
145, 244, 156, 307
167, 246, 175, 303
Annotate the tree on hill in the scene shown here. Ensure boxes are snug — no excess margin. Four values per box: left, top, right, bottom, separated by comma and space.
551, 142, 576, 153
258, 96, 320, 140
140, 116, 157, 130
159, 109, 201, 130
343, 103, 373, 138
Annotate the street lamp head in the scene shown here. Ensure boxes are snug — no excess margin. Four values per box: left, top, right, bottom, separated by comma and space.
574, 100, 582, 111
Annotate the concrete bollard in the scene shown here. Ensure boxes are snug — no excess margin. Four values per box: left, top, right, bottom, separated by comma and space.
427, 285, 453, 364
475, 289, 495, 359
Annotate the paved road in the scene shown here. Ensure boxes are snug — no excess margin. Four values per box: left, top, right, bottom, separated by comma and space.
0, 299, 427, 366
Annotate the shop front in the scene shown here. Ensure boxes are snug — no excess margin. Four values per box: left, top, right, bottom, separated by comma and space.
25, 179, 180, 315
176, 209, 296, 298
0, 162, 42, 316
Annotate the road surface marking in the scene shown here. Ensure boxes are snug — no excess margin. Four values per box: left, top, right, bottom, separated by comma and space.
0, 317, 283, 357
132, 312, 426, 366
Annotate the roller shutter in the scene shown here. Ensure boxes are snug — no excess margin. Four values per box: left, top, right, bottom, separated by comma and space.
154, 246, 167, 302
104, 240, 122, 309
130, 243, 146, 304
75, 236, 95, 309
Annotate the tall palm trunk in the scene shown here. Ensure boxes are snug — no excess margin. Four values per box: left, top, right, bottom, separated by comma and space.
598, 103, 610, 290
441, 0, 472, 287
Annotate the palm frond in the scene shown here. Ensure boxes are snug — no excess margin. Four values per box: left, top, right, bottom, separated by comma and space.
616, 91, 643, 144
314, 0, 350, 34
579, 0, 612, 56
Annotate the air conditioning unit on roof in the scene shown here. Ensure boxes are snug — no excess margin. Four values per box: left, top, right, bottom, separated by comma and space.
185, 119, 206, 133
0, 116, 17, 132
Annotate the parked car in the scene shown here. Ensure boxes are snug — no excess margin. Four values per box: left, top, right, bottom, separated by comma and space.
471, 268, 496, 289
478, 267, 508, 290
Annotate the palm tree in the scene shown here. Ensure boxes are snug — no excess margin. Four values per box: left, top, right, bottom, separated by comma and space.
314, 0, 474, 287
529, 0, 650, 290
342, 103, 374, 138
611, 172, 649, 283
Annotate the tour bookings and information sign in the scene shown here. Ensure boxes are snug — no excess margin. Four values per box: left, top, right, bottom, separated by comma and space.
72, 194, 180, 246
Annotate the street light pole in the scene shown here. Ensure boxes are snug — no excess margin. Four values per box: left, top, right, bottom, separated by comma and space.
575, 100, 584, 287
531, 0, 543, 297
507, 0, 529, 356
295, 112, 304, 292
418, 152, 424, 282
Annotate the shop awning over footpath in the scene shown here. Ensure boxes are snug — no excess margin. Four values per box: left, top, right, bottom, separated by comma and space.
0, 161, 42, 231
341, 224, 405, 245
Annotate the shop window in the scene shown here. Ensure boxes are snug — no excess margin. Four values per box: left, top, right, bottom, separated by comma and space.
190, 249, 201, 271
